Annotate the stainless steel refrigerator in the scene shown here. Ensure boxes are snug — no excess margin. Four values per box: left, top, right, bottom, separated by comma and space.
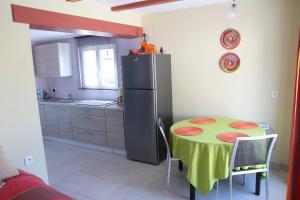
122, 54, 173, 165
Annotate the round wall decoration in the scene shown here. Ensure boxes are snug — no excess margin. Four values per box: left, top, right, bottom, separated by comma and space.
220, 28, 240, 50
219, 53, 240, 73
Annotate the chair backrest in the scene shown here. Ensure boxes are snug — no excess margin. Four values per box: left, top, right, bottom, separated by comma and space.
258, 123, 275, 135
157, 118, 171, 157
230, 134, 278, 169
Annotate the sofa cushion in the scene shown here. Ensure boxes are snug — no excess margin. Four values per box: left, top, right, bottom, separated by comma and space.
0, 146, 19, 185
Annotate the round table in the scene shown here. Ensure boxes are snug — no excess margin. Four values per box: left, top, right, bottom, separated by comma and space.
170, 117, 265, 195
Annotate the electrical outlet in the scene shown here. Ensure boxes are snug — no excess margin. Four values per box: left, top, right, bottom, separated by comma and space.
24, 155, 33, 166
272, 91, 279, 99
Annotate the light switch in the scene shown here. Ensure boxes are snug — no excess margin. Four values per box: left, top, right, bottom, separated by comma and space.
272, 91, 279, 99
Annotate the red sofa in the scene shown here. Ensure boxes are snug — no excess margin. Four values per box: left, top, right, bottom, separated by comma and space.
0, 171, 73, 200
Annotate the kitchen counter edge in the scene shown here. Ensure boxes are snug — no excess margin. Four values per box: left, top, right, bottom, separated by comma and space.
38, 101, 124, 111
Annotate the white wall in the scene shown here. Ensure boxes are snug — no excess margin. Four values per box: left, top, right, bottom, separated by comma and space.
142, 0, 300, 164
0, 0, 141, 182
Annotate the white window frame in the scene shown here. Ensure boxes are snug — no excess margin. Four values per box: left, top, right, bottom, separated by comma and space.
78, 44, 118, 90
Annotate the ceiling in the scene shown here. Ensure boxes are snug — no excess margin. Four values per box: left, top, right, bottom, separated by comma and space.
30, 0, 231, 42
87, 0, 231, 14
30, 29, 85, 43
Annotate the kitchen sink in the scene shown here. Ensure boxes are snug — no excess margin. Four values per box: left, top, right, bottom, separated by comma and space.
40, 99, 76, 103
76, 100, 116, 106
56, 99, 77, 103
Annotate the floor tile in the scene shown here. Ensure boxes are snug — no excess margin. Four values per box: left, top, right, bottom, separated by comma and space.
44, 140, 288, 200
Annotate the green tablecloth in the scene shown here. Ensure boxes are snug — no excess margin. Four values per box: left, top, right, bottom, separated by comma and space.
170, 117, 265, 195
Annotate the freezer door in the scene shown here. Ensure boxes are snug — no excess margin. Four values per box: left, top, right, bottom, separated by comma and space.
124, 89, 158, 164
122, 55, 156, 90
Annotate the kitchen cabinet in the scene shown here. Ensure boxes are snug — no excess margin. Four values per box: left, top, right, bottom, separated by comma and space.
57, 106, 72, 140
38, 104, 46, 135
38, 102, 125, 151
34, 43, 72, 77
105, 110, 125, 150
70, 106, 107, 146
44, 105, 59, 137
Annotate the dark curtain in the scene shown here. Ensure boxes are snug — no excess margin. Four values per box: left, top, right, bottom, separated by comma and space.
287, 31, 300, 200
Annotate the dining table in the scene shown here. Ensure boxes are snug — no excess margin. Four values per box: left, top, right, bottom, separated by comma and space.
170, 117, 266, 199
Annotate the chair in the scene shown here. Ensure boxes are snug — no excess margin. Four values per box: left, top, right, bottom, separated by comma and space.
157, 118, 179, 189
240, 123, 276, 186
258, 123, 276, 135
229, 134, 278, 200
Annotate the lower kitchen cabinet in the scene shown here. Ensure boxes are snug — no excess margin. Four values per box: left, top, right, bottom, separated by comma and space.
38, 104, 47, 136
59, 122, 73, 139
57, 106, 72, 139
105, 110, 125, 150
38, 103, 125, 151
45, 120, 60, 137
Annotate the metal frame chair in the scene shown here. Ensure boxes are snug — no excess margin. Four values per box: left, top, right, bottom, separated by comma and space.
240, 123, 276, 186
157, 118, 179, 189
258, 123, 276, 135
229, 134, 278, 200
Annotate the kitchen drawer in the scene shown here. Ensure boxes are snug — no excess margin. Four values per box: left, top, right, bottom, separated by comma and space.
70, 107, 105, 117
105, 110, 123, 120
107, 138, 125, 150
73, 128, 107, 146
59, 122, 72, 139
45, 105, 58, 121
71, 115, 106, 131
57, 106, 71, 122
45, 122, 59, 137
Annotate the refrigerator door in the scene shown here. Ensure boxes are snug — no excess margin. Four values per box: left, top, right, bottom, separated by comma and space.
122, 55, 156, 90
124, 89, 158, 164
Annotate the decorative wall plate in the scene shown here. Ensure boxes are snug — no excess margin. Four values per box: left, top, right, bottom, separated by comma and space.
219, 53, 240, 73
220, 28, 240, 50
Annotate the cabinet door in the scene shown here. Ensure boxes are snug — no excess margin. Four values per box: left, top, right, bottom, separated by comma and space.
105, 110, 125, 150
44, 105, 59, 137
57, 106, 71, 122
57, 106, 72, 139
59, 122, 72, 139
34, 43, 71, 77
45, 105, 58, 121
45, 121, 59, 137
35, 46, 48, 76
38, 104, 47, 136
35, 44, 60, 77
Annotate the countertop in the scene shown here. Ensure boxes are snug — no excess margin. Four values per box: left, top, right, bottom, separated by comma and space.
38, 100, 124, 111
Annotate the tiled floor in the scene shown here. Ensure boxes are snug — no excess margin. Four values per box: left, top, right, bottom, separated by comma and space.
44, 140, 288, 200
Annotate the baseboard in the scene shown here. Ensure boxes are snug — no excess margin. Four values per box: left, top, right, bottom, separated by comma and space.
43, 136, 126, 156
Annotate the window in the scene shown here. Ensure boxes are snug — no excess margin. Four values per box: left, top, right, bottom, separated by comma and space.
79, 45, 118, 89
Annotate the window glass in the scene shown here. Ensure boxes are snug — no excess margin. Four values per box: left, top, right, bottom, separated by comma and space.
82, 49, 99, 88
99, 48, 117, 89
79, 45, 117, 89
